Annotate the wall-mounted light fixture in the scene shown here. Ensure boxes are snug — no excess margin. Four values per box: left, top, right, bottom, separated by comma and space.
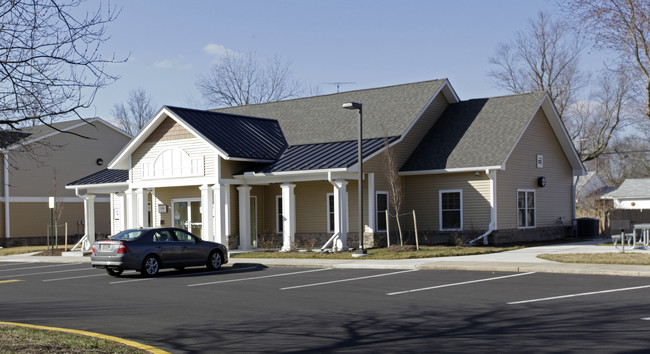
538, 176, 546, 187
96, 158, 104, 166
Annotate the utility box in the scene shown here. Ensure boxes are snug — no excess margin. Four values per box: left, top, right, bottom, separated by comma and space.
577, 218, 599, 239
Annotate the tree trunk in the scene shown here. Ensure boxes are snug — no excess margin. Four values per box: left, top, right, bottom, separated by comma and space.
394, 206, 404, 246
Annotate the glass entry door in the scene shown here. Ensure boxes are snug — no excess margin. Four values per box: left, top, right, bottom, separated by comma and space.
173, 199, 202, 237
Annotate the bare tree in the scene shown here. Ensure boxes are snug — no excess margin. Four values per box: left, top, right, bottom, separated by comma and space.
563, 0, 650, 120
0, 0, 123, 129
569, 69, 635, 161
488, 11, 585, 116
196, 50, 302, 107
383, 139, 405, 245
111, 88, 155, 135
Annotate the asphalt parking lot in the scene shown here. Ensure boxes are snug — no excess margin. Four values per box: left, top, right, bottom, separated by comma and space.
2, 261, 650, 353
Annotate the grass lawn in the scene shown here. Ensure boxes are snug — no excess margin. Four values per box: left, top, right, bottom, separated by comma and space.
538, 252, 650, 265
0, 246, 67, 256
232, 245, 523, 260
0, 324, 145, 353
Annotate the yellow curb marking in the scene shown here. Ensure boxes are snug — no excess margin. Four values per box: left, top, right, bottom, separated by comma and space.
0, 280, 23, 284
0, 321, 171, 354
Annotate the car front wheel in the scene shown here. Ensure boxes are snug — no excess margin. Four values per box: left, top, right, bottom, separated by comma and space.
106, 267, 123, 277
207, 250, 223, 271
141, 255, 160, 277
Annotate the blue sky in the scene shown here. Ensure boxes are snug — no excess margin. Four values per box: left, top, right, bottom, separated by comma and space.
81, 0, 598, 120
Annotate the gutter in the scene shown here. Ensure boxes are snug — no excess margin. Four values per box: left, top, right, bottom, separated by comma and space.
469, 169, 497, 245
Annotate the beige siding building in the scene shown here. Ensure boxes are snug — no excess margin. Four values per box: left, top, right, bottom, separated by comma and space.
1, 119, 131, 246
67, 79, 585, 252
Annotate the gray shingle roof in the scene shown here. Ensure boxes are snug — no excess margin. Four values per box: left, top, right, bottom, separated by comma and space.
166, 106, 287, 160
67, 169, 128, 186
214, 79, 447, 146
602, 178, 650, 199
401, 91, 546, 171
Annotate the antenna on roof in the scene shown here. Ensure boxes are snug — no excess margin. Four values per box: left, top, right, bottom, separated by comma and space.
323, 82, 356, 93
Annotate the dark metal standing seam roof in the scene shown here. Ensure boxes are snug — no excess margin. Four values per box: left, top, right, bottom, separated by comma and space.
165, 106, 288, 161
67, 169, 129, 186
256, 136, 399, 173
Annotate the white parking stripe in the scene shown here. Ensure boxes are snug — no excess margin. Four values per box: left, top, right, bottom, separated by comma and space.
188, 268, 331, 287
642, 317, 650, 321
281, 269, 419, 291
43, 273, 108, 282
0, 262, 29, 267
507, 284, 650, 305
111, 266, 262, 285
0, 267, 94, 279
387, 272, 535, 296
0, 263, 73, 272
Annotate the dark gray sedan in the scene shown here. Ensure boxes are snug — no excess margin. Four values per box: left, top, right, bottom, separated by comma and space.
91, 227, 228, 277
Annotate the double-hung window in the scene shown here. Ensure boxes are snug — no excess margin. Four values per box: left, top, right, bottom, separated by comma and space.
517, 190, 535, 228
327, 193, 335, 233
440, 190, 462, 231
376, 192, 388, 232
276, 196, 283, 233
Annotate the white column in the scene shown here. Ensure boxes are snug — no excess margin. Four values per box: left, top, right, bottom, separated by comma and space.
200, 184, 213, 241
280, 183, 296, 251
125, 189, 135, 228
83, 194, 96, 251
237, 185, 252, 250
213, 183, 228, 244
367, 172, 375, 234
136, 188, 149, 228
331, 179, 349, 251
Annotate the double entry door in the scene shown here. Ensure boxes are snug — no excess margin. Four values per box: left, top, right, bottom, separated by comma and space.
173, 199, 202, 237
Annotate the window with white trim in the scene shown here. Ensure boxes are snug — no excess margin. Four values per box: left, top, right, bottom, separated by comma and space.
440, 190, 462, 231
327, 193, 334, 233
276, 196, 283, 234
143, 147, 203, 179
376, 192, 388, 232
518, 190, 535, 228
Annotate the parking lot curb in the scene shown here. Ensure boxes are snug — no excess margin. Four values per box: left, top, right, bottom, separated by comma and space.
0, 321, 171, 354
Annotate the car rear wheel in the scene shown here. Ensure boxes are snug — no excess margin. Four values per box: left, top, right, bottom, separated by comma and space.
207, 250, 223, 271
141, 255, 160, 277
105, 267, 123, 277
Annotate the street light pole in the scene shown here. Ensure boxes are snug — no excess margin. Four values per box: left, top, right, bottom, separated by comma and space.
342, 102, 367, 256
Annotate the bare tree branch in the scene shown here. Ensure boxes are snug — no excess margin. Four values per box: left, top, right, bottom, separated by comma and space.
196, 50, 303, 107
0, 0, 125, 129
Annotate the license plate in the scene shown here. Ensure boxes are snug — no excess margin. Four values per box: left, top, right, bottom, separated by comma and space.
100, 244, 110, 251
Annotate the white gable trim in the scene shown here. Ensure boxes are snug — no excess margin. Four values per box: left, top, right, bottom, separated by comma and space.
108, 107, 223, 170
502, 93, 585, 176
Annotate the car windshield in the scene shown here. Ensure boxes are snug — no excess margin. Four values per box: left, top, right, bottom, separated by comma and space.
110, 230, 147, 241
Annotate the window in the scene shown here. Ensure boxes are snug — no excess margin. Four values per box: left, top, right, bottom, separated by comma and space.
276, 196, 283, 234
440, 190, 462, 231
376, 192, 389, 232
518, 190, 535, 228
327, 193, 334, 233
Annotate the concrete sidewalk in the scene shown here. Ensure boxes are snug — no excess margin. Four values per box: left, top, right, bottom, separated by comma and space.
2, 238, 650, 277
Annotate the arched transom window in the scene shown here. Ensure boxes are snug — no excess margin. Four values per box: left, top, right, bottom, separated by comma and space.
143, 147, 203, 179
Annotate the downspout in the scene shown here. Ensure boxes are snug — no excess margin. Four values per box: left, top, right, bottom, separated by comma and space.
469, 169, 497, 245
3, 150, 9, 240
572, 174, 579, 236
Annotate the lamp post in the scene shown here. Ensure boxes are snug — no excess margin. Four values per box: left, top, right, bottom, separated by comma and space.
48, 196, 55, 255
342, 102, 367, 256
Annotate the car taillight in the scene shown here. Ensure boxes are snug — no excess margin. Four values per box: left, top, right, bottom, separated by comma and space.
92, 245, 96, 254
117, 243, 129, 254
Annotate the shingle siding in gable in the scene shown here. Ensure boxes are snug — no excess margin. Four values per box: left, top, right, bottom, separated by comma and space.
144, 117, 194, 144
497, 108, 573, 229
